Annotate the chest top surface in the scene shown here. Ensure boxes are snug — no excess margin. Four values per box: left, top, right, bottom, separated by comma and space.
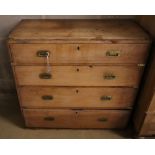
8, 19, 150, 43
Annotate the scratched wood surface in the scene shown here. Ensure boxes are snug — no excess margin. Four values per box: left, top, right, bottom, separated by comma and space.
8, 19, 150, 43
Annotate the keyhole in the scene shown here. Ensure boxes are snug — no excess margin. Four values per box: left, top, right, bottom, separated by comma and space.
77, 46, 80, 51
76, 68, 79, 72
76, 89, 79, 93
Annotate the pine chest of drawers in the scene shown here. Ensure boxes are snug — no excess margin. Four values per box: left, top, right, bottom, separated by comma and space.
8, 19, 151, 129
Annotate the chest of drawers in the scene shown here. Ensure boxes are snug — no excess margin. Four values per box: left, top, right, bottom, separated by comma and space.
8, 19, 151, 129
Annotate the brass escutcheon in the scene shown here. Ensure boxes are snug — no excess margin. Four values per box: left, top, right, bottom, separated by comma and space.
106, 50, 120, 57
100, 96, 112, 101
37, 50, 49, 57
39, 73, 52, 79
42, 95, 53, 100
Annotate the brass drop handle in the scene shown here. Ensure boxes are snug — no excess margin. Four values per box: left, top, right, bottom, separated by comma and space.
37, 50, 52, 78
104, 74, 116, 80
106, 50, 120, 57
39, 73, 52, 79
98, 117, 108, 122
42, 95, 53, 100
100, 96, 112, 101
44, 117, 55, 121
37, 50, 49, 57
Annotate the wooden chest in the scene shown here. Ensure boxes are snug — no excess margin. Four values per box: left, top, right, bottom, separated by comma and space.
8, 19, 151, 129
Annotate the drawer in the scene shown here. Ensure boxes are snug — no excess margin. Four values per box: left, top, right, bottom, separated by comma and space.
15, 65, 143, 86
10, 44, 149, 64
23, 109, 130, 129
20, 86, 137, 109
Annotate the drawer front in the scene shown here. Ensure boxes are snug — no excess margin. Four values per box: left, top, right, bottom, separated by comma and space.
20, 87, 137, 109
10, 44, 149, 64
23, 109, 130, 129
15, 66, 143, 86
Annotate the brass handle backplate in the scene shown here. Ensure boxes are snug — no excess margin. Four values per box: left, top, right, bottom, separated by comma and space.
44, 117, 55, 121
42, 95, 53, 100
100, 96, 112, 101
39, 73, 52, 79
104, 74, 116, 80
98, 117, 108, 122
37, 50, 49, 57
106, 50, 120, 57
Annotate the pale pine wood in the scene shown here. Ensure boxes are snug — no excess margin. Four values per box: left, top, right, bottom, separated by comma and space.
23, 109, 130, 129
8, 19, 151, 129
15, 65, 143, 87
8, 19, 150, 43
10, 43, 150, 64
139, 113, 155, 136
133, 47, 155, 136
137, 92, 155, 136
147, 92, 155, 113
19, 86, 137, 109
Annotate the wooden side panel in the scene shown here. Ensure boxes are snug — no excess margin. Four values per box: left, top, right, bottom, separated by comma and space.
148, 92, 155, 112
23, 109, 130, 129
133, 47, 155, 135
132, 16, 155, 136
19, 87, 137, 109
14, 66, 143, 87
10, 43, 150, 64
140, 113, 155, 136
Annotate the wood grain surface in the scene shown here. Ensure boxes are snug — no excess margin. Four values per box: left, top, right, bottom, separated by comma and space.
23, 109, 130, 129
10, 43, 150, 64
14, 65, 143, 87
8, 19, 150, 43
19, 86, 137, 109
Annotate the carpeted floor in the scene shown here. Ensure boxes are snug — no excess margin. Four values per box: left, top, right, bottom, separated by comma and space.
0, 94, 133, 139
